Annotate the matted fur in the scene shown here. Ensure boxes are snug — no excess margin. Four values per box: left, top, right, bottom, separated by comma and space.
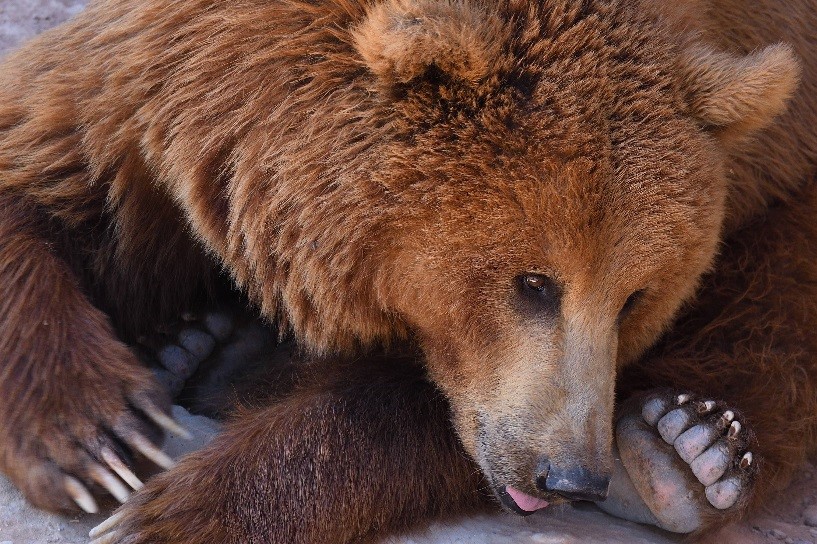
0, 0, 815, 542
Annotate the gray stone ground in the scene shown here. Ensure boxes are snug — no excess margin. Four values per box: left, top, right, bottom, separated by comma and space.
1, 2, 817, 543
0, 0, 83, 52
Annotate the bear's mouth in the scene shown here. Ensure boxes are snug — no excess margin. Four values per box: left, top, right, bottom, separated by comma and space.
495, 485, 550, 516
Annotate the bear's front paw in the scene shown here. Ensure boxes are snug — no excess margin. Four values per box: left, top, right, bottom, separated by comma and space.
88, 474, 170, 544
1, 349, 188, 515
134, 305, 281, 417
134, 309, 233, 398
88, 455, 228, 544
601, 390, 756, 534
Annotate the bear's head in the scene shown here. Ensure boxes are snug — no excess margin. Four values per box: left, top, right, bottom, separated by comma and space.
348, 0, 799, 510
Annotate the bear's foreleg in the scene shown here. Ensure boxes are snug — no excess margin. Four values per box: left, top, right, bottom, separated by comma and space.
90, 357, 490, 544
0, 194, 180, 514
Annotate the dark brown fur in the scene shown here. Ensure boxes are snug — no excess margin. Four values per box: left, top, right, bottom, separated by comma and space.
115, 357, 491, 544
0, 0, 815, 542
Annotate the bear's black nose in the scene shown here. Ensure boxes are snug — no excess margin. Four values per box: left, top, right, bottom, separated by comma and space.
535, 457, 610, 502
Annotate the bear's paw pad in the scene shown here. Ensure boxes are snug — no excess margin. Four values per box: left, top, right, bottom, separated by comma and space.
615, 390, 756, 533
136, 311, 235, 397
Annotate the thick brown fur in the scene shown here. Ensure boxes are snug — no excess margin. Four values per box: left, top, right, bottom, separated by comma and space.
114, 357, 491, 544
0, 0, 816, 542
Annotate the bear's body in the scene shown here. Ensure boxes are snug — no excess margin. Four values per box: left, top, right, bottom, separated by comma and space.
0, 0, 816, 542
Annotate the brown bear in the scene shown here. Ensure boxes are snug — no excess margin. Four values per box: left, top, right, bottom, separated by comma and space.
1, 0, 816, 542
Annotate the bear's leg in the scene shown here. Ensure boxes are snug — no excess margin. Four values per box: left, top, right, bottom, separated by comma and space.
605, 187, 817, 535
0, 195, 184, 514
89, 357, 490, 544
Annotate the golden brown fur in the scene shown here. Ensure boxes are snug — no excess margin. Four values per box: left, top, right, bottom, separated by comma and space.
0, 0, 815, 542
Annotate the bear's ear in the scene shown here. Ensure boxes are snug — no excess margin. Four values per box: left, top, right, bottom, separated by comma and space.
679, 44, 800, 141
351, 0, 506, 86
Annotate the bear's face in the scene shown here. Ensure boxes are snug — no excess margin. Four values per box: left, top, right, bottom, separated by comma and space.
385, 122, 725, 504
353, 0, 798, 507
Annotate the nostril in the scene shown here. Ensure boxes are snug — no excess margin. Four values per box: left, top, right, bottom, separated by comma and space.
536, 462, 610, 502
534, 456, 551, 491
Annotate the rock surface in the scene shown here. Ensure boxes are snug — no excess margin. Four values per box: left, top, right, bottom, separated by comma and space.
0, 0, 84, 54
1, 3, 816, 544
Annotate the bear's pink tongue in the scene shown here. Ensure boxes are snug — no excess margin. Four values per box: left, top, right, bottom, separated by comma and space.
505, 486, 550, 512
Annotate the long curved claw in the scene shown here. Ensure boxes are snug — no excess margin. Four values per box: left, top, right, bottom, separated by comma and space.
64, 475, 98, 514
101, 447, 144, 490
128, 433, 175, 469
89, 511, 125, 538
139, 401, 192, 440
89, 463, 131, 504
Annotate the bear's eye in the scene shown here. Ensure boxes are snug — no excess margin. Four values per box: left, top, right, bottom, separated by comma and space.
619, 289, 646, 319
524, 275, 549, 291
516, 274, 561, 316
